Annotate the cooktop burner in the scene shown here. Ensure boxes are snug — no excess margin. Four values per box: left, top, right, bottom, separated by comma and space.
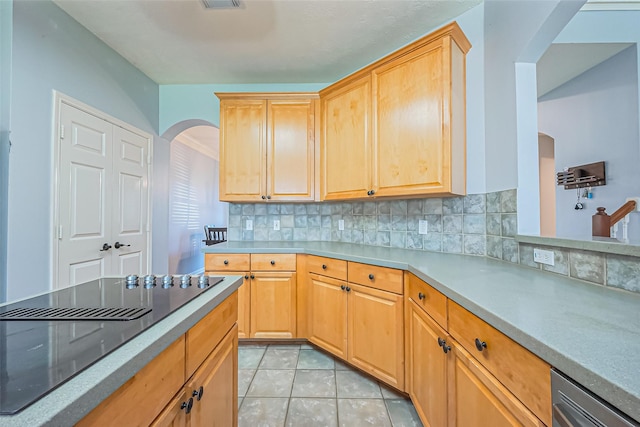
0, 274, 223, 415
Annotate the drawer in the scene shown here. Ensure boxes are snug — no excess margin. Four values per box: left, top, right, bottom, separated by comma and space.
448, 301, 552, 426
405, 272, 447, 329
205, 253, 250, 271
186, 291, 238, 378
307, 255, 348, 280
77, 336, 186, 427
348, 262, 403, 294
251, 253, 296, 271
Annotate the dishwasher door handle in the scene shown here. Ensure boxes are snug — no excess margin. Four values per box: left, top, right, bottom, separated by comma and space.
553, 403, 581, 427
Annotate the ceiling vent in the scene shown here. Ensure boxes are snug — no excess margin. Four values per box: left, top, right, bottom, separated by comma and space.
202, 0, 241, 9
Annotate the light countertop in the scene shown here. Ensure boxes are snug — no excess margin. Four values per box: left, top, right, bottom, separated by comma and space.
203, 241, 640, 422
0, 275, 243, 427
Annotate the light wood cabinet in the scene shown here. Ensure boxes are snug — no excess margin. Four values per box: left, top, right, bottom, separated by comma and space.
405, 272, 549, 427
321, 75, 372, 200
307, 259, 404, 390
320, 22, 470, 200
217, 93, 318, 202
78, 291, 238, 427
448, 340, 544, 427
348, 281, 404, 390
448, 301, 551, 426
205, 253, 297, 339
406, 298, 448, 427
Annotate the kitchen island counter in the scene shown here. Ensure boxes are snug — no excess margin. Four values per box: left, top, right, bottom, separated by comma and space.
0, 275, 242, 427
203, 241, 640, 423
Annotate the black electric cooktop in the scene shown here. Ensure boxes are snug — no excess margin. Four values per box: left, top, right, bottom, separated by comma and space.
0, 275, 223, 415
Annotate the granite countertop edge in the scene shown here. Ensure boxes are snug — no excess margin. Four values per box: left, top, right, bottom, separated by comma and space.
0, 276, 243, 427
203, 241, 640, 422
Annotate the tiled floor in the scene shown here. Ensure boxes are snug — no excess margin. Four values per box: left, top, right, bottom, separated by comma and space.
238, 342, 423, 427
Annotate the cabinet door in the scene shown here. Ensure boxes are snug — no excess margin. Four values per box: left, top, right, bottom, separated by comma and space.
321, 75, 372, 200
267, 99, 315, 201
207, 271, 250, 339
347, 283, 404, 390
406, 300, 448, 427
219, 99, 266, 201
187, 325, 238, 427
250, 271, 297, 338
308, 273, 348, 359
372, 38, 454, 197
150, 390, 189, 427
448, 340, 543, 427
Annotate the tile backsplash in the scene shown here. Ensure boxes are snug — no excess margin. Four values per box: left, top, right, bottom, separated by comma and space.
226, 188, 640, 294
227, 189, 518, 260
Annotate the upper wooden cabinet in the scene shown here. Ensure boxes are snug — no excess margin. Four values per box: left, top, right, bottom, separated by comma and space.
320, 22, 470, 200
217, 93, 319, 202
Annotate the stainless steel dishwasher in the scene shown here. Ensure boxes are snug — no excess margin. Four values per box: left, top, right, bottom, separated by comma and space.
552, 370, 640, 427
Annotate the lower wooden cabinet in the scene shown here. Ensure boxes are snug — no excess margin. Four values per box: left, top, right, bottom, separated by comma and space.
78, 292, 238, 427
250, 271, 297, 338
308, 273, 348, 358
206, 253, 297, 339
308, 269, 404, 390
448, 340, 544, 427
406, 298, 448, 427
348, 282, 404, 390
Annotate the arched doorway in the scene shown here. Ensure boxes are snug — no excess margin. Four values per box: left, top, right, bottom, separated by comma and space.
163, 121, 227, 274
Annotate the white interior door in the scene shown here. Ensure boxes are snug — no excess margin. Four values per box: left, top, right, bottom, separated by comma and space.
57, 102, 150, 289
112, 126, 149, 276
58, 103, 113, 288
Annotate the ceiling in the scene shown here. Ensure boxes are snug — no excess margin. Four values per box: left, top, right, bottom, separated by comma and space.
536, 42, 633, 97
52, 0, 482, 85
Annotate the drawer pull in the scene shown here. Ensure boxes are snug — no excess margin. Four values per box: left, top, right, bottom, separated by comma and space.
438, 337, 451, 354
418, 292, 425, 300
270, 260, 276, 265
341, 285, 346, 291
192, 386, 204, 401
223, 259, 229, 265
368, 273, 375, 280
475, 338, 487, 352
322, 264, 327, 270
181, 397, 194, 414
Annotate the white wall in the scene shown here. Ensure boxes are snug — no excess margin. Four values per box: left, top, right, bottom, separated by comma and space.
0, 0, 12, 303
8, 1, 160, 301
538, 46, 640, 243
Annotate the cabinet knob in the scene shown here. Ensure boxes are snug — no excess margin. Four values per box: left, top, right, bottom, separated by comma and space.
368, 189, 375, 196
244, 275, 249, 280
261, 195, 266, 200
475, 338, 487, 352
223, 259, 229, 265
437, 337, 446, 348
192, 386, 204, 401
250, 274, 255, 279
442, 343, 451, 354
418, 292, 425, 300
322, 264, 327, 270
181, 397, 194, 414
368, 273, 374, 280
345, 286, 351, 292
267, 195, 271, 200
270, 260, 276, 265
341, 285, 346, 291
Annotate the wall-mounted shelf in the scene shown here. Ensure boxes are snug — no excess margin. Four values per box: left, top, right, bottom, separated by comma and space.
556, 161, 606, 190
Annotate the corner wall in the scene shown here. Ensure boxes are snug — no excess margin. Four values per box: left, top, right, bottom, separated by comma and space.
8, 1, 160, 301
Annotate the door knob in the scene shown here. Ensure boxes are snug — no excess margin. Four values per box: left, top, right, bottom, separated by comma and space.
100, 243, 112, 251
114, 242, 130, 249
